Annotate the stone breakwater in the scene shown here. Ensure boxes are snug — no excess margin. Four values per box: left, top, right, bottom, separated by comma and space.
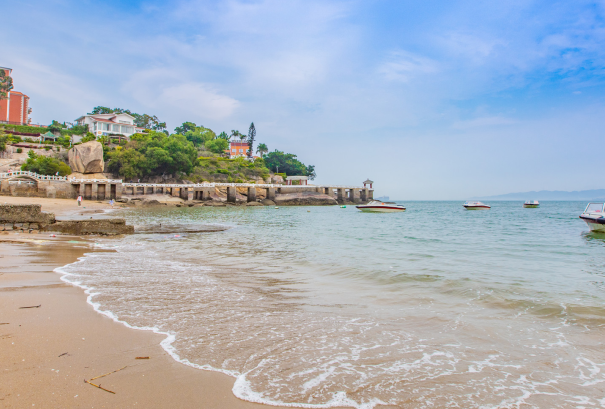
0, 204, 134, 235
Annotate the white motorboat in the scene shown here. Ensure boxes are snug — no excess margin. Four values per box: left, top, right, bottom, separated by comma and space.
523, 200, 540, 208
356, 200, 406, 213
463, 201, 490, 210
579, 203, 605, 232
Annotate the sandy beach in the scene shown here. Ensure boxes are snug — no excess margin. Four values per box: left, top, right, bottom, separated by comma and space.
0, 197, 292, 409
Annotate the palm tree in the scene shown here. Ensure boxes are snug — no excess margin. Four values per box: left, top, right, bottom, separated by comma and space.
230, 130, 245, 141
256, 143, 268, 158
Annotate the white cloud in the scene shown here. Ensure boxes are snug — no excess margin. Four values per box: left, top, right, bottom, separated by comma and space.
159, 83, 239, 120
377, 51, 438, 82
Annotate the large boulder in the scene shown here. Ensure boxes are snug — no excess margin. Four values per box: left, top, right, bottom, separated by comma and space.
68, 141, 104, 174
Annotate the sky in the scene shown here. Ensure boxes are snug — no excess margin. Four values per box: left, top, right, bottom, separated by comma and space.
2, 0, 605, 199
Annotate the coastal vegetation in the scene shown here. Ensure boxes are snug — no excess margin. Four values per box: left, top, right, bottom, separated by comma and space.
1, 108, 315, 183
264, 150, 316, 179
21, 150, 71, 176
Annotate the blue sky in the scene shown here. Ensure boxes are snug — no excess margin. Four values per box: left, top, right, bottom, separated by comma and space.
2, 0, 605, 199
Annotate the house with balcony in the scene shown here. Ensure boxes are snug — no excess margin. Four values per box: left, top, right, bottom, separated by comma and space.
74, 113, 144, 140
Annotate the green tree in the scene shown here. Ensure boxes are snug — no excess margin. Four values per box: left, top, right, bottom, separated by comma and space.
21, 151, 71, 176
264, 150, 316, 179
174, 122, 197, 135
81, 133, 96, 143
205, 138, 228, 154
106, 131, 198, 178
256, 143, 268, 158
91, 106, 113, 114
0, 70, 14, 100
217, 131, 230, 140
247, 122, 256, 158
48, 120, 66, 133
0, 131, 8, 151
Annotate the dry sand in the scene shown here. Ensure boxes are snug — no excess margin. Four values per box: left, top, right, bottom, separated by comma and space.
0, 197, 294, 409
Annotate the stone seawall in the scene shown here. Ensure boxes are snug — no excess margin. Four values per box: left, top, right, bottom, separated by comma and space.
0, 204, 55, 226
0, 204, 134, 235
44, 219, 134, 235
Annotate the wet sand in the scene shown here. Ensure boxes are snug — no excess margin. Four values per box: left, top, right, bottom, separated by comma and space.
0, 198, 293, 409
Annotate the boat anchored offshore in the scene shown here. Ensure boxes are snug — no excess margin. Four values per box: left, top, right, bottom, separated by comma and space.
579, 203, 605, 232
356, 200, 406, 213
463, 201, 491, 210
523, 200, 540, 208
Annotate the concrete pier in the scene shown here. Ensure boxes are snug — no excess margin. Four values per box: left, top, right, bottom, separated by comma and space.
227, 186, 237, 203
247, 187, 257, 202
266, 187, 276, 201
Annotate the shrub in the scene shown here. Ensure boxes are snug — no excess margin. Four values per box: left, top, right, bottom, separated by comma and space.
44, 146, 51, 151
217, 169, 229, 174
21, 151, 71, 176
16, 148, 22, 153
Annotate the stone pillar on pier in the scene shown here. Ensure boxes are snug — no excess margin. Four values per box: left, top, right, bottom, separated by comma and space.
350, 188, 361, 203
337, 188, 345, 201
369, 190, 374, 200
360, 189, 368, 202
324, 187, 335, 197
247, 187, 257, 202
91, 183, 98, 200
187, 188, 194, 201
227, 186, 237, 203
201, 189, 210, 201
266, 187, 276, 201
79, 183, 85, 197
115, 184, 122, 199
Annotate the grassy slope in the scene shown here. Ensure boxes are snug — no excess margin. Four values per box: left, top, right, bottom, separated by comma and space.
188, 157, 271, 183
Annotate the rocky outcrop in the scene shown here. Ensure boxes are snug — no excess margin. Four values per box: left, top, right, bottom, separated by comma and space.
274, 192, 338, 206
261, 199, 276, 206
271, 175, 284, 184
68, 141, 104, 173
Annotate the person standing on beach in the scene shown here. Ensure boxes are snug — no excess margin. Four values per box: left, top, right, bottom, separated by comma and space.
77, 195, 82, 206
109, 199, 114, 208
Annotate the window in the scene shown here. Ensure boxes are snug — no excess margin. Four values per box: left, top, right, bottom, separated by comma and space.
119, 120, 129, 124
93, 122, 97, 130
102, 123, 110, 131
112, 124, 120, 132
121, 125, 133, 134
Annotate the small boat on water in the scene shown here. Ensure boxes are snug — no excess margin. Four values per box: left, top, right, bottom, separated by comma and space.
579, 203, 605, 232
523, 200, 540, 208
356, 200, 406, 213
463, 201, 490, 210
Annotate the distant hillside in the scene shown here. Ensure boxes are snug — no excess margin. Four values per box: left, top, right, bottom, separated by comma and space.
473, 189, 605, 201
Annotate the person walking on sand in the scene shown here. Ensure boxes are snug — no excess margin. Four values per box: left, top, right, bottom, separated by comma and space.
109, 199, 114, 209
77, 195, 82, 207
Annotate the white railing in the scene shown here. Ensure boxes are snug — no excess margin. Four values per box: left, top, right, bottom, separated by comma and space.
70, 178, 123, 184
0, 170, 68, 181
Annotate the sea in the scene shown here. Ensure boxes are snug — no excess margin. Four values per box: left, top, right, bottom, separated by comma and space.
57, 201, 605, 408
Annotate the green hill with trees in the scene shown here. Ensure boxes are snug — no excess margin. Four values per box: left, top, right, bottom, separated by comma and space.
1, 105, 317, 182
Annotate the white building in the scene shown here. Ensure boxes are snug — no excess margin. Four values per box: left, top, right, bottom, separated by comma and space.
74, 113, 144, 139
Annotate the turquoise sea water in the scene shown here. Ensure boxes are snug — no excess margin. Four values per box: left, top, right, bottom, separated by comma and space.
59, 201, 605, 408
